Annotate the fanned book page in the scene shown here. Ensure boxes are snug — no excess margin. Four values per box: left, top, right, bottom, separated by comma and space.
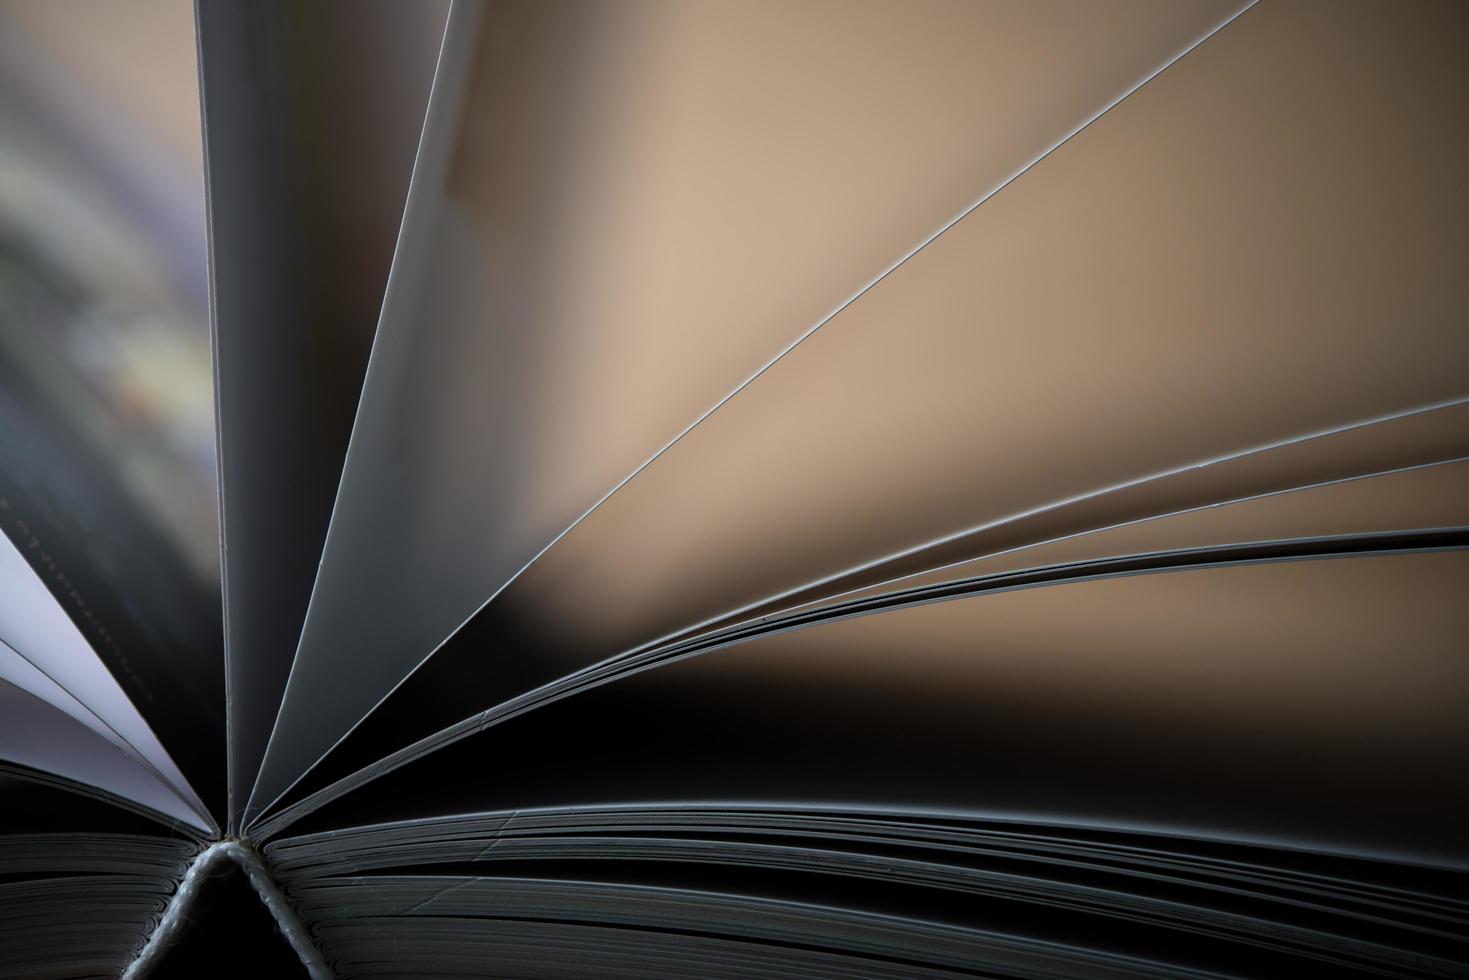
0, 1, 1466, 978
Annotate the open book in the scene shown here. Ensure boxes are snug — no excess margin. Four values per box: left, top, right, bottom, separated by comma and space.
1, 1, 1466, 977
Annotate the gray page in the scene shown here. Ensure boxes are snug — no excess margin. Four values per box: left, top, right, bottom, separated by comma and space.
251, 0, 1246, 817
195, 0, 449, 830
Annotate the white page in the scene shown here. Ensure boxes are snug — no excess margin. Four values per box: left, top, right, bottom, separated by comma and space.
0, 677, 210, 831
0, 528, 209, 828
250, 0, 1247, 819
0, 637, 147, 769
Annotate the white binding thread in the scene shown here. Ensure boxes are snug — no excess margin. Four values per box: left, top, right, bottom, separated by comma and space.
123, 840, 331, 979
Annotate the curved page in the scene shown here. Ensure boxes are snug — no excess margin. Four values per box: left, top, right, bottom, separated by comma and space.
458, 0, 1469, 698
0, 0, 224, 813
300, 550, 1469, 869
0, 527, 207, 826
250, 459, 1469, 833
255, 0, 1469, 825
195, 0, 450, 829
0, 678, 210, 832
0, 638, 159, 782
815, 458, 1469, 613
254, 0, 1247, 816
479, 403, 1469, 682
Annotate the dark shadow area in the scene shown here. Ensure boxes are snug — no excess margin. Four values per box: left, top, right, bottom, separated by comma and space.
150, 861, 308, 980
